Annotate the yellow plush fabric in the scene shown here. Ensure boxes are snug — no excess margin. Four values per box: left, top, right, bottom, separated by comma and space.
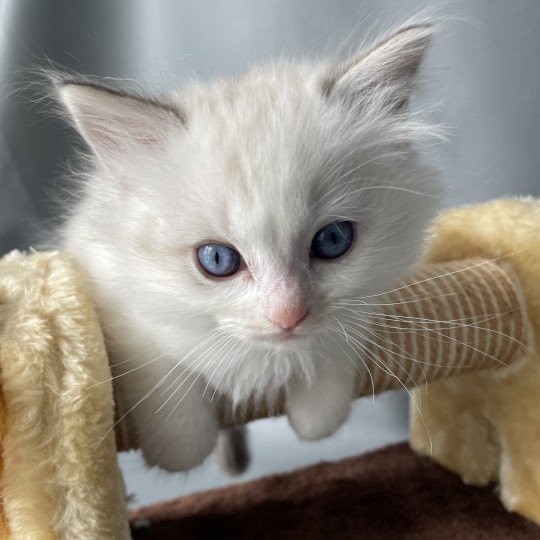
410, 197, 540, 525
0, 391, 9, 539
0, 251, 129, 540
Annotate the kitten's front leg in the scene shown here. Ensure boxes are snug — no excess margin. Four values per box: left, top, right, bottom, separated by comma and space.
128, 370, 219, 472
286, 359, 356, 441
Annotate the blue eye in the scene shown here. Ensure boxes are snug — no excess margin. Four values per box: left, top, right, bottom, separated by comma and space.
197, 243, 241, 277
311, 221, 354, 260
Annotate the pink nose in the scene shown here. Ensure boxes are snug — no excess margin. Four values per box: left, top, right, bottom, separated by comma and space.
267, 306, 308, 331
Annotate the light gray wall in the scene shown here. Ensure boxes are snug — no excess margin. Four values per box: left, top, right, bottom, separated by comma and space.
1, 0, 539, 504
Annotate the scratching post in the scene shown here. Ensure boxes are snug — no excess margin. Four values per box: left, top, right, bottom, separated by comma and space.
364, 258, 528, 393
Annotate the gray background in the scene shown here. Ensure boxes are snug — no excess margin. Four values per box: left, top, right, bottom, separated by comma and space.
1, 0, 539, 506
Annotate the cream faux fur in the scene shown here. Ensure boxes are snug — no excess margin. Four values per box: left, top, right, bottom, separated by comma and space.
410, 197, 540, 525
0, 251, 129, 540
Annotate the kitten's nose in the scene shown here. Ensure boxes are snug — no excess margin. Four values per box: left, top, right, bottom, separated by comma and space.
267, 306, 308, 331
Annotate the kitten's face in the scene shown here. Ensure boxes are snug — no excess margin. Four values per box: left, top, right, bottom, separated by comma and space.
60, 24, 439, 366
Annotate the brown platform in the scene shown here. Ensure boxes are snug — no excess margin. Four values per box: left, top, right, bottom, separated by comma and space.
129, 443, 540, 539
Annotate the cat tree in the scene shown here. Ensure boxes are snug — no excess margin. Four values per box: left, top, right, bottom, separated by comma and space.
0, 197, 539, 539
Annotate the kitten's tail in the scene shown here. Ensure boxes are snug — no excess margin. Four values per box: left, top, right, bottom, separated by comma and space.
214, 426, 251, 477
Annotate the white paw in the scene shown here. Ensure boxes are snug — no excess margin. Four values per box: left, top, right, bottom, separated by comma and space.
287, 391, 351, 441
141, 414, 219, 472
134, 377, 220, 473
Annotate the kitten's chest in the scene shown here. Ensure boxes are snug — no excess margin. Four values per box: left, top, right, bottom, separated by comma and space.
204, 347, 316, 407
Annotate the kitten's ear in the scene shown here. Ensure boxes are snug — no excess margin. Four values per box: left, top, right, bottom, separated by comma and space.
324, 23, 433, 112
59, 82, 185, 169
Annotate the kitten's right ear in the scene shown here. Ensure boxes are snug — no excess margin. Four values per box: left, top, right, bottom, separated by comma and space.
59, 81, 185, 170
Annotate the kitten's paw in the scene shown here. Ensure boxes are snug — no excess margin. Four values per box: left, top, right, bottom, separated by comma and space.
142, 418, 219, 472
138, 396, 220, 473
287, 391, 351, 441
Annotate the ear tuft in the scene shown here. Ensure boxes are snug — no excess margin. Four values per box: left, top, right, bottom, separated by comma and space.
325, 23, 434, 113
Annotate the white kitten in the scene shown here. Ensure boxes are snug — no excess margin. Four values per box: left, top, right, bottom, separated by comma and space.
58, 23, 440, 473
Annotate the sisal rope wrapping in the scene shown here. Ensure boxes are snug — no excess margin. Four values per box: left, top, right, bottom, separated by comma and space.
116, 258, 530, 450
361, 258, 528, 394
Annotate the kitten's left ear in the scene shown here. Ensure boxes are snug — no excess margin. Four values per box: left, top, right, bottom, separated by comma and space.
59, 81, 185, 171
324, 23, 433, 112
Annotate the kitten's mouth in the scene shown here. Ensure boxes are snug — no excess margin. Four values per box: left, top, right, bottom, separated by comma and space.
253, 332, 304, 344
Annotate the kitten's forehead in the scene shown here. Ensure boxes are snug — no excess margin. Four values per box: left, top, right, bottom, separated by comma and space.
175, 65, 331, 252
231, 195, 311, 258
178, 64, 332, 169
178, 63, 323, 121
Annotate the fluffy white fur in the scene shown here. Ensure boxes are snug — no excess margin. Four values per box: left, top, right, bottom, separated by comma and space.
58, 23, 440, 472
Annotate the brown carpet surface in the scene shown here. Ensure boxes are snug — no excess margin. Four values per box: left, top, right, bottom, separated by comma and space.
129, 443, 540, 539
